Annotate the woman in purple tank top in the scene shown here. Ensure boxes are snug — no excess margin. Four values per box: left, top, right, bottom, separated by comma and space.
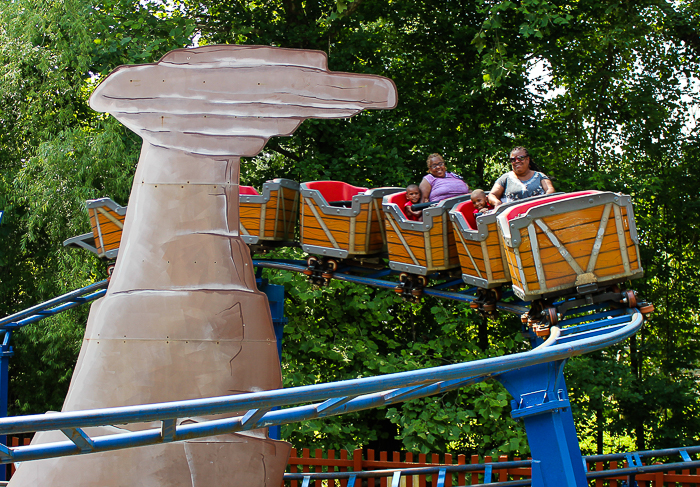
419, 153, 470, 203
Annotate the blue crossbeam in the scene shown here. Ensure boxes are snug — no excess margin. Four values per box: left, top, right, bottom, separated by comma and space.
558, 308, 627, 328
0, 280, 109, 331
0, 314, 642, 464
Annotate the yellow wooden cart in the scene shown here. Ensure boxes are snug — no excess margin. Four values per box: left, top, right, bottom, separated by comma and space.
63, 197, 127, 260
449, 200, 511, 289
383, 192, 470, 276
239, 178, 300, 245
496, 191, 644, 301
300, 181, 402, 259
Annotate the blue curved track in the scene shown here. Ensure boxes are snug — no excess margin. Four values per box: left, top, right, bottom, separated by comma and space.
0, 261, 647, 487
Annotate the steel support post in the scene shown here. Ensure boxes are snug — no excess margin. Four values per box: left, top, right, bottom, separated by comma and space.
0, 332, 13, 481
257, 279, 288, 441
496, 359, 587, 487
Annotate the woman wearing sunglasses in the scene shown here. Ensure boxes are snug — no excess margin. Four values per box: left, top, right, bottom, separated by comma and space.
488, 146, 555, 207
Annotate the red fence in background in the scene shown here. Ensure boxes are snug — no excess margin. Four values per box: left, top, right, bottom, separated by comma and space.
4, 439, 700, 486
8, 436, 31, 478
285, 448, 700, 487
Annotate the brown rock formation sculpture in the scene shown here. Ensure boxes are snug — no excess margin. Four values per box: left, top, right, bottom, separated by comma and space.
9, 45, 397, 486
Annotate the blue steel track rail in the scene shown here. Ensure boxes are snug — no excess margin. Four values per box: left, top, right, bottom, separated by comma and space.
252, 259, 637, 337
252, 259, 530, 315
0, 310, 642, 464
0, 280, 108, 332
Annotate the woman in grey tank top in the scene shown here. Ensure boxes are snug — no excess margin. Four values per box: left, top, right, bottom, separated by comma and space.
488, 147, 555, 207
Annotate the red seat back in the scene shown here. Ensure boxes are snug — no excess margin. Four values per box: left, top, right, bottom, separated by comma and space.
501, 191, 600, 222
453, 201, 478, 230
305, 181, 368, 202
239, 186, 260, 196
385, 191, 408, 207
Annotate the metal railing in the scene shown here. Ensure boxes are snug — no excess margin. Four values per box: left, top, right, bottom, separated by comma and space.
0, 311, 642, 465
281, 445, 700, 487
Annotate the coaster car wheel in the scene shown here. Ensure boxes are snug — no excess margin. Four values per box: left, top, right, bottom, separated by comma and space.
326, 259, 338, 272
542, 306, 558, 326
621, 290, 637, 308
303, 256, 317, 276
638, 302, 654, 316
492, 287, 503, 301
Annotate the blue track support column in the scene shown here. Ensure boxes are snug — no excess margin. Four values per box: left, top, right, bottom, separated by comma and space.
0, 332, 13, 481
496, 359, 587, 487
256, 275, 288, 441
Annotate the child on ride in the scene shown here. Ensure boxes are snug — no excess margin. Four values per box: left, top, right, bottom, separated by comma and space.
403, 184, 423, 221
471, 189, 494, 215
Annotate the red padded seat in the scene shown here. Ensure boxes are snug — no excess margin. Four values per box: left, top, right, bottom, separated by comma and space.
305, 181, 368, 202
385, 191, 407, 206
501, 191, 600, 222
239, 186, 260, 196
452, 201, 478, 230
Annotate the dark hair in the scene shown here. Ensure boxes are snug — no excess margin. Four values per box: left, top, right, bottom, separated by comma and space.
406, 183, 420, 191
510, 146, 542, 172
426, 153, 444, 169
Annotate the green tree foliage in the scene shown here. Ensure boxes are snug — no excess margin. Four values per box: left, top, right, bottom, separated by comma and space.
0, 0, 196, 414
0, 0, 698, 460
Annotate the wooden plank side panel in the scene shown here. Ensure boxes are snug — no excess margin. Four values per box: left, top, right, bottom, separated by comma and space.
445, 239, 458, 267
427, 215, 452, 268
483, 224, 507, 280
280, 188, 299, 239
367, 207, 386, 253
516, 235, 540, 290
88, 210, 105, 255
385, 224, 427, 265
99, 231, 123, 249
353, 217, 370, 254
515, 203, 643, 294
506, 249, 523, 289
301, 201, 352, 248
620, 206, 642, 271
486, 247, 505, 274
538, 206, 609, 274
354, 203, 373, 254
392, 230, 427, 261
485, 251, 507, 280
543, 217, 601, 245
541, 206, 606, 233
490, 266, 507, 282
485, 242, 504, 272
95, 213, 125, 252
264, 203, 279, 237
429, 232, 446, 266
239, 204, 262, 235
384, 221, 415, 265
95, 215, 126, 232
96, 210, 126, 225
456, 240, 481, 276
